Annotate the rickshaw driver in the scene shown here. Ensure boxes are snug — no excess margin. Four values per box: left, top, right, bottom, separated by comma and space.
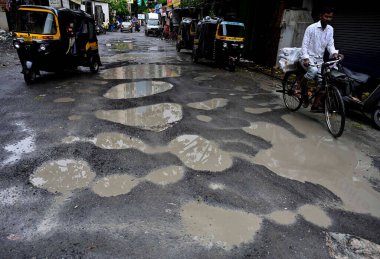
298, 6, 344, 111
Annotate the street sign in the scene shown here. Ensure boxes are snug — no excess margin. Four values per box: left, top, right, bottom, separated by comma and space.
49, 0, 62, 8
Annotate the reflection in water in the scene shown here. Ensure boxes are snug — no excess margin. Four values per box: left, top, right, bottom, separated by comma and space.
100, 64, 182, 80
30, 159, 96, 194
181, 201, 262, 250
298, 205, 332, 228
108, 41, 134, 51
187, 98, 228, 110
92, 174, 139, 197
63, 133, 232, 172
168, 135, 232, 172
243, 113, 380, 218
104, 81, 173, 99
95, 103, 183, 132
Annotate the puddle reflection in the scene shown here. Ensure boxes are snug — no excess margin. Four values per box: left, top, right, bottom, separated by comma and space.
95, 103, 183, 132
104, 81, 173, 99
100, 64, 182, 80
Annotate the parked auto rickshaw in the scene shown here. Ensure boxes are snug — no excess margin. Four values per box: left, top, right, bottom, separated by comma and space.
192, 17, 245, 71
12, 5, 102, 84
176, 17, 198, 52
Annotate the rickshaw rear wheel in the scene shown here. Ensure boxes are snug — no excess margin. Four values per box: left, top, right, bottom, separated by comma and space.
24, 70, 36, 85
372, 108, 380, 129
90, 58, 100, 73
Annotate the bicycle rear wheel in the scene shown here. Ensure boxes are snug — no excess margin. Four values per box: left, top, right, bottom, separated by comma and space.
282, 72, 302, 111
324, 85, 345, 138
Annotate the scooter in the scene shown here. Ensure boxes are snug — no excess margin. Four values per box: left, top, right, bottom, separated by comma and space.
333, 65, 380, 128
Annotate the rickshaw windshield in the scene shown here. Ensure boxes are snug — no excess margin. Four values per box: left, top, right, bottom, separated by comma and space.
15, 10, 57, 35
218, 23, 245, 38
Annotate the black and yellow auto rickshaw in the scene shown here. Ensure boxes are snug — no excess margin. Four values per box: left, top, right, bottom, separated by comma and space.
12, 5, 101, 84
176, 17, 198, 52
192, 17, 245, 71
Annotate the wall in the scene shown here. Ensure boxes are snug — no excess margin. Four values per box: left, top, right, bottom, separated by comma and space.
0, 11, 8, 31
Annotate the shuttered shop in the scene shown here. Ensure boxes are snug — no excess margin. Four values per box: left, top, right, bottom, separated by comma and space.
332, 9, 380, 77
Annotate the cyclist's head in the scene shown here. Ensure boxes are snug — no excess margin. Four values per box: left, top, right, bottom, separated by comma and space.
319, 6, 335, 28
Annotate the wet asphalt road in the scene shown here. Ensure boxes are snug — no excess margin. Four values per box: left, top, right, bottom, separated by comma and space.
0, 30, 380, 258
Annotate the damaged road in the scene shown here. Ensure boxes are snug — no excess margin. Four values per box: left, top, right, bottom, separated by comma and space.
0, 31, 380, 258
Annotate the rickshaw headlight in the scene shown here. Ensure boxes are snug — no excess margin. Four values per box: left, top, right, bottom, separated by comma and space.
39, 44, 47, 51
240, 44, 244, 49
223, 42, 228, 48
14, 41, 20, 49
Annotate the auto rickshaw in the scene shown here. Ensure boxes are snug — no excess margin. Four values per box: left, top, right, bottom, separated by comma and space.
176, 17, 198, 52
192, 17, 245, 71
12, 5, 102, 84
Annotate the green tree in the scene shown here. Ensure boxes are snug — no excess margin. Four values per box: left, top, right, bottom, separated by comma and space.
181, 0, 206, 8
106, 0, 131, 17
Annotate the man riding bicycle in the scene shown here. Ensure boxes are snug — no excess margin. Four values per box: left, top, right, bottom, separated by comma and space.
298, 6, 344, 112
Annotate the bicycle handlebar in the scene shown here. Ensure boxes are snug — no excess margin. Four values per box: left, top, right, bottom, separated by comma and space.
309, 58, 342, 68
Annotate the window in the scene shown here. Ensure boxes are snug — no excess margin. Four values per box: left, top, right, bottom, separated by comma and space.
15, 11, 57, 35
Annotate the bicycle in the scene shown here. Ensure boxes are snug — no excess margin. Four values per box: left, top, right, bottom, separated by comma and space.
281, 58, 346, 138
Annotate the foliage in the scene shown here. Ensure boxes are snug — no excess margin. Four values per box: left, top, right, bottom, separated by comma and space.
106, 0, 131, 16
181, 0, 206, 8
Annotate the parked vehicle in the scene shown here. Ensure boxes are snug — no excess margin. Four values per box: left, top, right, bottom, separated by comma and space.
145, 13, 162, 36
95, 22, 106, 35
121, 21, 132, 33
192, 17, 245, 71
12, 5, 101, 84
176, 17, 198, 52
332, 65, 380, 129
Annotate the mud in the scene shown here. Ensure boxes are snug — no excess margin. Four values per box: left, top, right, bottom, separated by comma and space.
100, 64, 182, 80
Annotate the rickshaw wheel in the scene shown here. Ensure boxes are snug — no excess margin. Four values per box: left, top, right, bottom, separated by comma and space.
90, 58, 100, 73
24, 70, 36, 84
372, 108, 380, 129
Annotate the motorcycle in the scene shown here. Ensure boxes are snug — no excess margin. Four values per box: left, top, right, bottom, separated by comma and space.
95, 23, 106, 35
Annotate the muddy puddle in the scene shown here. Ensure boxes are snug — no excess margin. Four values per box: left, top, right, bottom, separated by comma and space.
181, 201, 262, 249
54, 97, 75, 103
107, 41, 134, 51
168, 135, 233, 172
267, 210, 297, 225
196, 115, 212, 122
68, 115, 82, 121
242, 96, 254, 99
298, 205, 332, 228
144, 166, 185, 185
100, 64, 182, 80
95, 103, 183, 132
187, 98, 228, 110
92, 166, 184, 197
92, 174, 139, 197
242, 113, 380, 218
104, 81, 173, 99
64, 133, 233, 172
30, 159, 96, 194
244, 107, 272, 114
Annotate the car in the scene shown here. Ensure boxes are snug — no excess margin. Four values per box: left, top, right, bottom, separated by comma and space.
121, 21, 132, 32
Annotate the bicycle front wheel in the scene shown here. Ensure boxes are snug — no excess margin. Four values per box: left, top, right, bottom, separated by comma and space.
324, 85, 345, 138
282, 72, 302, 111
